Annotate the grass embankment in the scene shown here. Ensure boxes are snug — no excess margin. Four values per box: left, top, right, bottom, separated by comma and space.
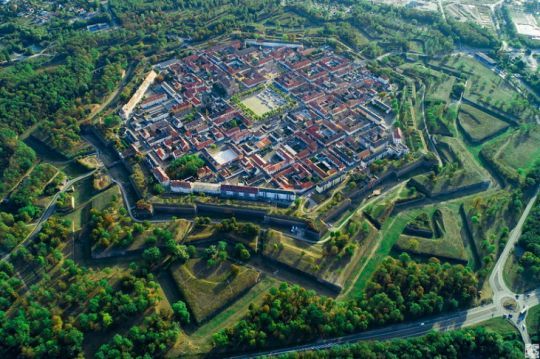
434, 55, 537, 121
492, 125, 540, 174
263, 229, 363, 288
345, 213, 411, 299
458, 103, 509, 143
170, 258, 260, 324
170, 276, 280, 356
473, 318, 521, 338
414, 136, 489, 196
395, 205, 468, 263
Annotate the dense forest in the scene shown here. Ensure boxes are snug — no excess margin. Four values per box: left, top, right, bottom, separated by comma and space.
214, 254, 477, 349
518, 197, 540, 281
277, 326, 523, 359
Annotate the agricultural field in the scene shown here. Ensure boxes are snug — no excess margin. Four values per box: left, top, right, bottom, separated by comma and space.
394, 205, 469, 264
458, 103, 510, 143
169, 258, 260, 323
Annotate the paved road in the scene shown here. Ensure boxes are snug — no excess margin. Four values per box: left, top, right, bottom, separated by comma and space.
489, 187, 539, 344
0, 170, 97, 262
228, 304, 500, 359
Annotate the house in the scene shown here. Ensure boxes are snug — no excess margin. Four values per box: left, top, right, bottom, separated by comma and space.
170, 180, 192, 193
475, 52, 497, 67
221, 184, 259, 199
259, 188, 297, 202
152, 166, 170, 186
393, 127, 403, 145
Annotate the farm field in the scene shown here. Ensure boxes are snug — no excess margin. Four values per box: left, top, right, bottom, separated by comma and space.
170, 258, 260, 324
458, 103, 510, 143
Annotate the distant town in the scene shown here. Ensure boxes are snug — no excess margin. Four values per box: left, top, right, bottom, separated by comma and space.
120, 40, 407, 202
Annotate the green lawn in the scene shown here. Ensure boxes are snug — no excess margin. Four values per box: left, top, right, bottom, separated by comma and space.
414, 136, 489, 196
429, 75, 455, 102
173, 276, 282, 356
473, 318, 520, 338
503, 253, 538, 294
263, 229, 359, 287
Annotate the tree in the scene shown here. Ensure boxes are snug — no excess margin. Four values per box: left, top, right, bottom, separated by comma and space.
103, 114, 122, 128
172, 301, 190, 324
234, 243, 250, 261
142, 247, 161, 266
102, 312, 113, 328
167, 154, 205, 179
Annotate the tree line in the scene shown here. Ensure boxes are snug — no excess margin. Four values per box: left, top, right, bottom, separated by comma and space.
213, 253, 478, 350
